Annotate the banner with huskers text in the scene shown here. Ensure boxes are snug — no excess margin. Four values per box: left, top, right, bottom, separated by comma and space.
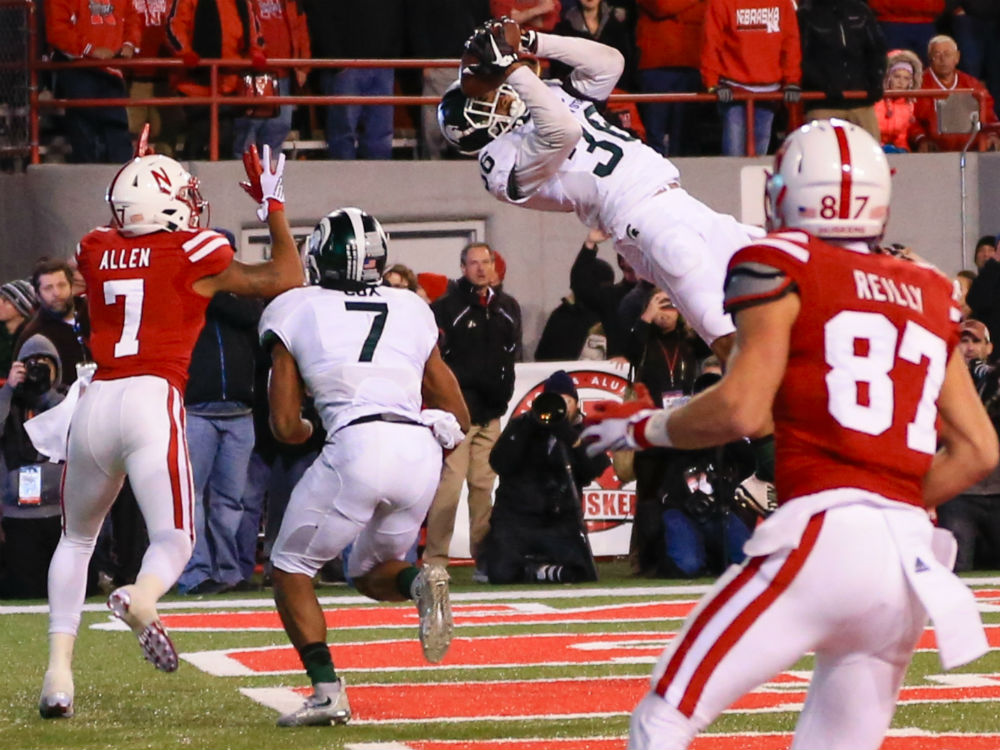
448, 360, 636, 559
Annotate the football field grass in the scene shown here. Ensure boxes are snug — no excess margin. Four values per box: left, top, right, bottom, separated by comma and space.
4, 562, 1000, 750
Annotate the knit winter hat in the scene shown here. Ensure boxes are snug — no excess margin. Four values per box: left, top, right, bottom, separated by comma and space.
543, 370, 578, 402
18, 333, 62, 385
0, 279, 39, 318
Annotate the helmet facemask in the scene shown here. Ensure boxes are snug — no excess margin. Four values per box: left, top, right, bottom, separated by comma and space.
438, 80, 527, 155
464, 83, 527, 142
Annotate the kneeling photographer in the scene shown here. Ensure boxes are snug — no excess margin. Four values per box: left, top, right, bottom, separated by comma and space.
655, 372, 759, 578
0, 336, 69, 597
935, 320, 1000, 571
482, 371, 609, 584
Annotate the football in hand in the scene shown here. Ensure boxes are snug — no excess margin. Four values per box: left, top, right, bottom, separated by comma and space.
459, 18, 523, 98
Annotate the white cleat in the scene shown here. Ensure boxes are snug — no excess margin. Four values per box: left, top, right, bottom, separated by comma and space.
107, 587, 178, 672
412, 564, 453, 663
276, 678, 351, 727
39, 692, 74, 719
39, 669, 74, 719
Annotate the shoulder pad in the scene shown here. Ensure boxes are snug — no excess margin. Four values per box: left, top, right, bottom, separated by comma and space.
724, 260, 796, 314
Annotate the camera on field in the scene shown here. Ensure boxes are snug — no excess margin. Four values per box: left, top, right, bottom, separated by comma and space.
531, 391, 567, 426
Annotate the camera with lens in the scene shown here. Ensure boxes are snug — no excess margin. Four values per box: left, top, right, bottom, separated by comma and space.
676, 465, 720, 523
530, 391, 567, 426
16, 357, 53, 398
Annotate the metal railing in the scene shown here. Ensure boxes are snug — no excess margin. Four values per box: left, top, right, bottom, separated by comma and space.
6, 0, 997, 164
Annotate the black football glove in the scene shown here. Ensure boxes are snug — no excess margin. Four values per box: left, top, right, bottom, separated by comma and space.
520, 28, 539, 54
783, 83, 802, 104
464, 21, 520, 78
714, 82, 734, 104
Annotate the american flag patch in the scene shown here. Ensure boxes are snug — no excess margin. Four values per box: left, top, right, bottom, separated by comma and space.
798, 207, 817, 217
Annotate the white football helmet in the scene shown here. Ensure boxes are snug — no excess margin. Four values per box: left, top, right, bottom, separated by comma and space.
438, 80, 528, 154
765, 119, 891, 241
106, 155, 207, 236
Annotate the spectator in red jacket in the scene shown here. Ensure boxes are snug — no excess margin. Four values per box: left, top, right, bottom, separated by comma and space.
166, 0, 266, 159
46, 0, 141, 162
868, 0, 943, 62
701, 0, 801, 156
127, 0, 184, 156
231, 0, 310, 159
874, 48, 923, 152
909, 35, 1000, 152
635, 0, 708, 157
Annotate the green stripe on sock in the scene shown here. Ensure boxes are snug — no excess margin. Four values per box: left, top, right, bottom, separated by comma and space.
299, 642, 337, 685
397, 565, 420, 600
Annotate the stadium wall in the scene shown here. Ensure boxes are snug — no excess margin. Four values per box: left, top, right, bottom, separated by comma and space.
0, 152, 997, 358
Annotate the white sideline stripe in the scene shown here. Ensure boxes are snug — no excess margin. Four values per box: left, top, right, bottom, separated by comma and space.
180, 631, 671, 676
241, 678, 1000, 726
6, 578, 1000, 616
340, 732, 1000, 747
242, 686, 633, 725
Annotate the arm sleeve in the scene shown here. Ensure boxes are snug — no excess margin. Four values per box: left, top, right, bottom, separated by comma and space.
46, 0, 84, 57
781, 0, 802, 85
505, 65, 582, 198
489, 416, 537, 475
289, 0, 312, 59
569, 244, 601, 308
166, 0, 195, 52
535, 32, 625, 102
723, 258, 796, 315
122, 1, 142, 50
0, 384, 14, 435
967, 259, 1000, 316
700, 0, 725, 89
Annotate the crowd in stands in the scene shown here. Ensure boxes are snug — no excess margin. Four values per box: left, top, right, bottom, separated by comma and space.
2, 220, 999, 596
22, 0, 998, 163
3, 2, 1000, 595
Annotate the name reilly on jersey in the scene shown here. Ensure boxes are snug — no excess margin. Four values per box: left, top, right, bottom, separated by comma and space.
99, 247, 152, 271
852, 269, 923, 313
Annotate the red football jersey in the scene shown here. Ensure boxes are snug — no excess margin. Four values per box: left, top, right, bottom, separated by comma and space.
725, 231, 960, 508
76, 226, 234, 392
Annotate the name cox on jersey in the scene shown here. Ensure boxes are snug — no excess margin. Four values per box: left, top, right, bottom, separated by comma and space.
99, 247, 151, 270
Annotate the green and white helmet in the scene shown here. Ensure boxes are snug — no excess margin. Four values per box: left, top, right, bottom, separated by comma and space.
438, 80, 527, 155
306, 207, 388, 290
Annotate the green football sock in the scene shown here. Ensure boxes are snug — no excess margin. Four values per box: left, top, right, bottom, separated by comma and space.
298, 642, 337, 685
397, 565, 420, 600
751, 434, 776, 483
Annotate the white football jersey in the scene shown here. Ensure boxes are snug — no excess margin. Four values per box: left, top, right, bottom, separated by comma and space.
479, 82, 680, 233
259, 285, 437, 435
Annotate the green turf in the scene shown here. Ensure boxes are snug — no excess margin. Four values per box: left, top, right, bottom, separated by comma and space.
3, 564, 999, 749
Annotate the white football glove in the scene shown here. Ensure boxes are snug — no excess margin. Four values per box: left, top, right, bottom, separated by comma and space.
581, 409, 655, 457
420, 408, 465, 450
239, 143, 285, 221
